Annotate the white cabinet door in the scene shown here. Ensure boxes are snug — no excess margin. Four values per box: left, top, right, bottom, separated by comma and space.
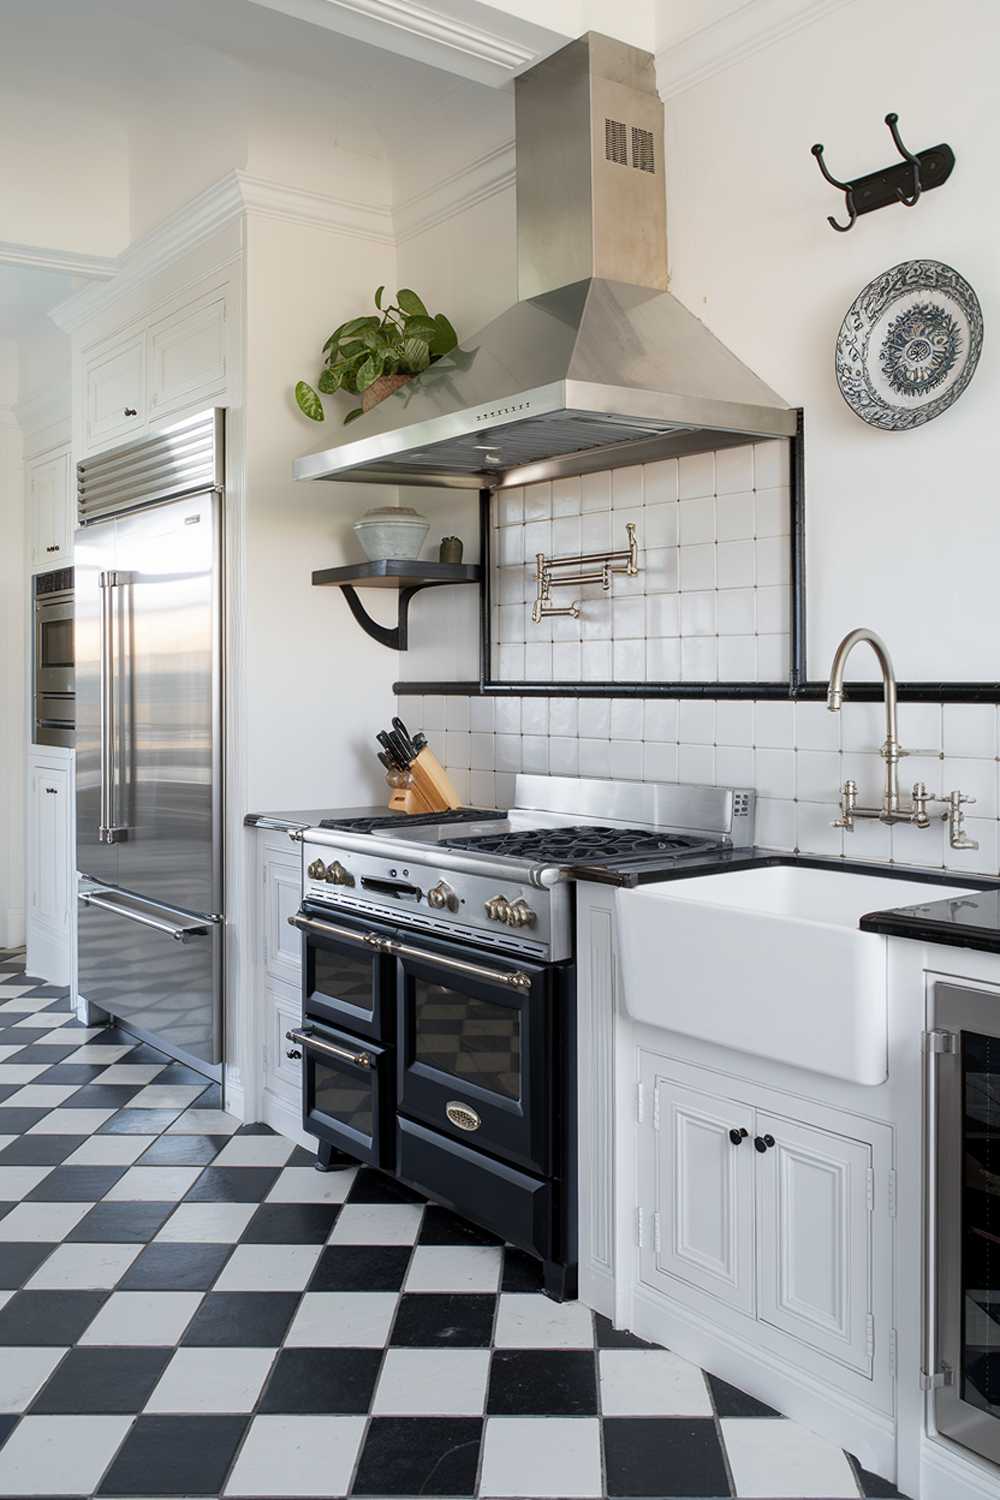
147, 289, 229, 424
28, 762, 70, 937
262, 844, 302, 987
28, 450, 72, 570
83, 331, 145, 452
754, 1109, 873, 1375
265, 975, 304, 1103
639, 1062, 755, 1315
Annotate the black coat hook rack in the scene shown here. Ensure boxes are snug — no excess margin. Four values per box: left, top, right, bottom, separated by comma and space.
811, 112, 955, 232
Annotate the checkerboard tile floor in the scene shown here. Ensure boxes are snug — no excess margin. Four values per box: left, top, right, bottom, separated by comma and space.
0, 955, 905, 1498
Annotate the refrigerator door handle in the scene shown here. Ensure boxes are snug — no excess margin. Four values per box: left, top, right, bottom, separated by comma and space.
77, 889, 218, 943
98, 571, 129, 845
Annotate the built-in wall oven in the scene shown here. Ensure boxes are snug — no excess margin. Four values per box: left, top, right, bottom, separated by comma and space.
927, 982, 1000, 1468
33, 567, 75, 747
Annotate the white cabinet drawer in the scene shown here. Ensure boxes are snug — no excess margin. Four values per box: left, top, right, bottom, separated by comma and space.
83, 332, 145, 452
147, 290, 229, 422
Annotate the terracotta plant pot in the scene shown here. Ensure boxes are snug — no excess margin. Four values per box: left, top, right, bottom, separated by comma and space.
361, 372, 412, 413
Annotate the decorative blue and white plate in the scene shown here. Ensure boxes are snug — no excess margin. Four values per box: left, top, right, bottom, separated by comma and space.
836, 259, 983, 430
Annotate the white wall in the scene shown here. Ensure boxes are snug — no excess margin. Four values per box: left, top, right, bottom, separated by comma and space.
0, 341, 25, 949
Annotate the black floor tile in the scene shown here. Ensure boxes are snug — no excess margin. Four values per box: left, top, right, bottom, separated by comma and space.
98, 1108, 184, 1134
183, 1165, 280, 1202
0, 1241, 60, 1288
137, 1133, 228, 1166
707, 1371, 781, 1417
3, 1044, 81, 1064
0, 1288, 108, 1344
594, 1311, 656, 1349
66, 1200, 177, 1242
32, 1063, 108, 1084
0, 1109, 50, 1133
18, 984, 66, 999
354, 1416, 483, 1496
418, 1204, 503, 1246
347, 1166, 426, 1204
118, 1043, 169, 1065
0, 1134, 81, 1165
242, 1203, 341, 1245
30, 1346, 173, 1413
235, 1121, 277, 1135
0, 1416, 17, 1451
197, 1082, 223, 1109
97, 1413, 249, 1496
181, 1290, 300, 1346
487, 1348, 598, 1415
287, 1144, 318, 1166
849, 1454, 908, 1497
118, 1242, 232, 1291
24, 1164, 128, 1201
500, 1246, 545, 1293
0, 1085, 26, 1104
390, 1292, 496, 1347
154, 1063, 211, 1089
260, 1347, 383, 1414
59, 1083, 144, 1109
310, 1243, 411, 1291
604, 1416, 731, 1497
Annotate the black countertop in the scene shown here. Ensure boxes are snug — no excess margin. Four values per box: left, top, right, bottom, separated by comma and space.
569, 847, 1000, 957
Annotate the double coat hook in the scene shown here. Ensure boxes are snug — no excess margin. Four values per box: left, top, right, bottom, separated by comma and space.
811, 112, 955, 232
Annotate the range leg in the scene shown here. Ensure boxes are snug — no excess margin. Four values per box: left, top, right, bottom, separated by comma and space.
542, 1260, 578, 1302
315, 1141, 356, 1173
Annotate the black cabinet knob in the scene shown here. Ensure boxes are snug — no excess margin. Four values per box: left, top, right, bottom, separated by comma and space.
286, 1048, 302, 1061
729, 1128, 748, 1145
754, 1134, 776, 1152
123, 407, 138, 417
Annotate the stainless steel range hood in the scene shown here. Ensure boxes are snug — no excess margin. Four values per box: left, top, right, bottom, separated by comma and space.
294, 33, 797, 491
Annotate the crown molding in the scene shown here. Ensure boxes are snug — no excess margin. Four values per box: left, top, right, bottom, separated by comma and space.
0, 240, 118, 280
393, 139, 515, 242
656, 0, 857, 98
237, 173, 394, 244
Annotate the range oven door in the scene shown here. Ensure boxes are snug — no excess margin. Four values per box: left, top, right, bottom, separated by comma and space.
294, 905, 395, 1043
395, 933, 554, 1176
930, 982, 1000, 1466
288, 1020, 393, 1170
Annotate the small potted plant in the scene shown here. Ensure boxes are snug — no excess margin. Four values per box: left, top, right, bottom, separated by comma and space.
295, 286, 457, 426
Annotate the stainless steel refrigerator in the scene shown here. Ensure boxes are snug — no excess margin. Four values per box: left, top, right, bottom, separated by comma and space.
75, 409, 224, 1078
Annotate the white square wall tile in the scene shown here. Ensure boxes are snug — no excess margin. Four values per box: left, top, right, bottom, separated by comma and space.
646, 636, 681, 680
678, 450, 715, 499
754, 700, 794, 748
715, 443, 755, 494
579, 739, 612, 778
755, 748, 795, 799
678, 700, 715, 745
717, 540, 754, 589
643, 700, 678, 743
754, 438, 789, 488
643, 501, 677, 548
716, 700, 753, 748
721, 1415, 858, 1497
549, 737, 579, 775
610, 740, 643, 780
480, 1416, 602, 1498
795, 701, 841, 751
678, 744, 715, 782
716, 746, 754, 785
552, 476, 581, 515
373, 1348, 491, 1416
679, 497, 715, 545
643, 457, 678, 504
549, 698, 578, 737
599, 1349, 712, 1415
611, 699, 643, 741
523, 641, 552, 679
679, 542, 715, 591
796, 800, 845, 858
754, 797, 796, 850
944, 704, 997, 759
681, 636, 717, 682
717, 491, 755, 541
224, 1415, 366, 1498
643, 741, 677, 782
796, 750, 842, 803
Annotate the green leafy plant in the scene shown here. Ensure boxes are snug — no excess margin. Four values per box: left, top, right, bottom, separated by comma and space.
295, 286, 458, 425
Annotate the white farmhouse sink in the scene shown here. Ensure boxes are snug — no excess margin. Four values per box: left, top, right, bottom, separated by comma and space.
615, 866, 977, 1085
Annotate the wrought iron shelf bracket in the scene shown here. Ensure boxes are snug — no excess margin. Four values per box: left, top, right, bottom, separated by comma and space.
811, 112, 954, 232
312, 559, 481, 651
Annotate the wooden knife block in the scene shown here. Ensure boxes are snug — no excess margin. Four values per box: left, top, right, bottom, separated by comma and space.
386, 746, 462, 814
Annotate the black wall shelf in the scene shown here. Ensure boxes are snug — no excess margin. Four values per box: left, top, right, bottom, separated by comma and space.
312, 559, 481, 651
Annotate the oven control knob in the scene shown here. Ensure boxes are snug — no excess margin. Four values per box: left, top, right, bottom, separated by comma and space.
484, 895, 512, 924
507, 899, 536, 929
325, 861, 355, 887
428, 881, 459, 913
306, 859, 326, 880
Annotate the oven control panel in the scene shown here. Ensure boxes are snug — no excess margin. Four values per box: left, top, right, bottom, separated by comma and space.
300, 841, 568, 961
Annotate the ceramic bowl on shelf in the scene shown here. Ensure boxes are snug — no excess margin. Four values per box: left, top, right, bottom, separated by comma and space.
353, 506, 430, 561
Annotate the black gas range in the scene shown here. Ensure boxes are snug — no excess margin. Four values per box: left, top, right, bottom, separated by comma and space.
286, 775, 755, 1300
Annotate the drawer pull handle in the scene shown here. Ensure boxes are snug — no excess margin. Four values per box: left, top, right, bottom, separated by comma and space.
729, 1127, 748, 1145
286, 1048, 302, 1061
123, 407, 138, 417
446, 1102, 481, 1132
754, 1134, 776, 1153
288, 912, 532, 990
285, 1027, 371, 1069
44, 786, 59, 795
45, 545, 60, 553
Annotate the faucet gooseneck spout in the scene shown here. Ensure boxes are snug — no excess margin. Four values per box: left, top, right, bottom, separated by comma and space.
825, 628, 900, 812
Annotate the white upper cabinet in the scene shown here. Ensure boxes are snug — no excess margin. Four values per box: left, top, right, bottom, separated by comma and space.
27, 448, 73, 571
83, 331, 145, 452
147, 288, 229, 425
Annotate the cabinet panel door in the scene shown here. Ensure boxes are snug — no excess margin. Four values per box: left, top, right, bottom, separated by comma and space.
754, 1110, 873, 1375
263, 848, 302, 986
265, 977, 303, 1103
639, 1064, 755, 1315
84, 332, 145, 451
28, 451, 72, 570
29, 763, 70, 935
147, 291, 228, 423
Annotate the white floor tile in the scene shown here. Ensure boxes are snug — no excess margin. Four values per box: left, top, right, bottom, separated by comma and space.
0, 1202, 93, 1241
285, 1292, 398, 1348
0, 996, 59, 1014
145, 1346, 276, 1412
0, 1347, 66, 1412
480, 1416, 603, 1497
0, 1065, 49, 1084
721, 1417, 860, 1497
404, 1244, 502, 1293
155, 1203, 258, 1243
224, 1414, 366, 1497
0, 1414, 131, 1496
127, 1084, 207, 1109
0, 1049, 26, 1063
28, 1108, 116, 1135
0, 1166, 55, 1201
213, 1243, 322, 1292
103, 1165, 205, 1201
15, 1011, 73, 1027
60, 1044, 133, 1062
599, 1349, 713, 1415
266, 1166, 357, 1204
63, 1135, 157, 1166
212, 1135, 295, 1167
166, 1108, 241, 1135
92, 1064, 166, 1084
0, 1138, 16, 1156
372, 1347, 490, 1415
33, 1027, 106, 1045
494, 1293, 595, 1349
79, 1290, 203, 1346
25, 1242, 143, 1290
326, 1203, 423, 1245
0, 1084, 79, 1109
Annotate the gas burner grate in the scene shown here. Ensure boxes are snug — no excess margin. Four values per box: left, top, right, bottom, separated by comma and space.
441, 824, 715, 864
319, 808, 506, 834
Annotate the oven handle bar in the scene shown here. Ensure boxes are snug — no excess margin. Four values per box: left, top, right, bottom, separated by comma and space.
288, 911, 533, 991
288, 826, 566, 890
286, 1026, 371, 1069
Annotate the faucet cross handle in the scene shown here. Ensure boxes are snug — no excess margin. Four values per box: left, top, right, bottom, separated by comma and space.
832, 778, 858, 830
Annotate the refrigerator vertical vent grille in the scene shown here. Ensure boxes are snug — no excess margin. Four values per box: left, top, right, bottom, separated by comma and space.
77, 408, 223, 522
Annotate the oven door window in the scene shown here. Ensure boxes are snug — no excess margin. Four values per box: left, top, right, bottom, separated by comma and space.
961, 1029, 1000, 1426
301, 1024, 392, 1170
40, 617, 74, 669
414, 980, 521, 1100
303, 916, 393, 1042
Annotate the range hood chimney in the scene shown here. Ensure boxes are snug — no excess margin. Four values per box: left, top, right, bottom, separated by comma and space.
295, 33, 796, 490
